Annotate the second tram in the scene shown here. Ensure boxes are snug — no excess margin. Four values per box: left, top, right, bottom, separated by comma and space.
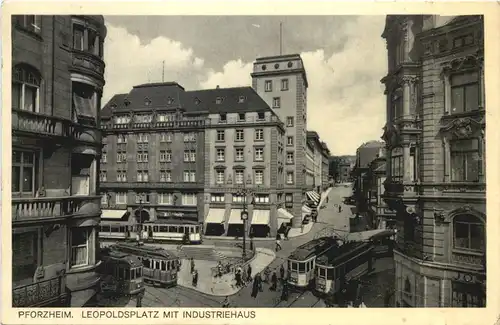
99, 249, 145, 296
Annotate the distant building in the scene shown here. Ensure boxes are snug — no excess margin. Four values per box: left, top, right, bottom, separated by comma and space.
306, 131, 330, 192
352, 141, 385, 213
11, 15, 107, 307
381, 15, 485, 307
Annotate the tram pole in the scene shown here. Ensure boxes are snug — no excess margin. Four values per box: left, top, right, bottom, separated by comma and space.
238, 177, 251, 261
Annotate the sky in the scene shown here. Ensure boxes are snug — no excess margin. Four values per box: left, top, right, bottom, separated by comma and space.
102, 15, 388, 156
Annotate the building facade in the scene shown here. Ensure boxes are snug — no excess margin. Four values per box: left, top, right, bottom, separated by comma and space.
320, 141, 331, 190
251, 54, 308, 227
100, 82, 206, 225
381, 15, 485, 307
200, 87, 285, 238
11, 15, 106, 307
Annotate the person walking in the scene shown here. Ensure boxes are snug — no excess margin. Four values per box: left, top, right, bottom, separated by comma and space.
255, 272, 263, 292
251, 276, 259, 298
325, 196, 329, 204
281, 280, 289, 301
279, 264, 285, 282
190, 258, 195, 273
263, 267, 271, 284
192, 270, 198, 287
222, 296, 230, 308
338, 205, 342, 213
275, 234, 282, 252
247, 265, 252, 282
235, 268, 242, 287
270, 271, 278, 291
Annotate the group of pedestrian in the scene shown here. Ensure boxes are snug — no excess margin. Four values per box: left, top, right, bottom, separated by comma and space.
234, 264, 252, 287
250, 272, 263, 298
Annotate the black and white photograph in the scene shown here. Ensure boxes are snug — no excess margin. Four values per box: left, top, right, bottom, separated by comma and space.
4, 5, 493, 317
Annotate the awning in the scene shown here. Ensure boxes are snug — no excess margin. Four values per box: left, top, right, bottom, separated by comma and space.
228, 209, 243, 224
251, 210, 270, 225
302, 205, 312, 214
205, 208, 226, 224
101, 209, 128, 219
306, 191, 320, 203
277, 208, 294, 221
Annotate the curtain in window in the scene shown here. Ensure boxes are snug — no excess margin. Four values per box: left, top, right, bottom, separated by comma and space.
71, 229, 89, 267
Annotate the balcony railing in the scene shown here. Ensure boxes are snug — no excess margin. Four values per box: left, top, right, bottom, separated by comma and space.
12, 195, 101, 222
100, 182, 204, 190
104, 118, 207, 130
207, 115, 283, 126
12, 276, 64, 307
12, 109, 101, 145
71, 49, 105, 77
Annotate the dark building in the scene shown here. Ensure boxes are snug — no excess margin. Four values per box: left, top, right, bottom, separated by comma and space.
381, 15, 485, 307
99, 82, 206, 224
11, 15, 107, 307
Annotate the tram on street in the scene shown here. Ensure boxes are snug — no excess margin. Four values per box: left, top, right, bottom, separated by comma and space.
287, 236, 340, 289
314, 241, 374, 296
99, 248, 145, 296
107, 242, 180, 287
99, 219, 202, 244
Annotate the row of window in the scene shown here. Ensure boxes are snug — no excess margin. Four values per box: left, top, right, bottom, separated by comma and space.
216, 147, 264, 162
100, 170, 197, 183
214, 170, 295, 185
102, 192, 198, 206
389, 138, 482, 183
113, 132, 197, 143
265, 79, 289, 92
210, 193, 271, 203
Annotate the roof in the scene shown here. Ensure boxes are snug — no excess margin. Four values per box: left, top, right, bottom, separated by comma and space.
111, 242, 177, 260
316, 241, 371, 266
288, 236, 339, 261
186, 86, 274, 115
357, 142, 385, 168
101, 84, 276, 119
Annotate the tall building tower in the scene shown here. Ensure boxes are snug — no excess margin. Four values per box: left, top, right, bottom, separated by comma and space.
251, 54, 308, 227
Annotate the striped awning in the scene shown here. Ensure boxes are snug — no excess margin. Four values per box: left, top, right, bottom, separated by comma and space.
228, 209, 243, 224
101, 210, 128, 219
205, 208, 226, 224
277, 208, 294, 221
302, 205, 312, 214
306, 191, 320, 203
251, 210, 270, 225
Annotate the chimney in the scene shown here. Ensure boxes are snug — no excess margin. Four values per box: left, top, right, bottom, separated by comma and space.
216, 85, 220, 89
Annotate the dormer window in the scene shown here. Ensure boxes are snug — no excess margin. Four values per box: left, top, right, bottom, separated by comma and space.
238, 96, 246, 103
257, 112, 265, 121
167, 97, 174, 105
194, 97, 201, 105
219, 113, 227, 123
124, 98, 131, 106
144, 98, 151, 106
216, 97, 223, 105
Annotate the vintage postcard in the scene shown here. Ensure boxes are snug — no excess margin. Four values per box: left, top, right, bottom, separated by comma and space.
1, 1, 499, 325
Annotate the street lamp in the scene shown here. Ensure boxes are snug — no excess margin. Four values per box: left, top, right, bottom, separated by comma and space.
137, 198, 143, 244
236, 177, 253, 260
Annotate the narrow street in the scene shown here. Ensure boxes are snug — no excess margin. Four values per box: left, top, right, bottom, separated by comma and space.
127, 185, 392, 308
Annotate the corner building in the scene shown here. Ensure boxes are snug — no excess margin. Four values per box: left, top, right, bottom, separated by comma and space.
381, 15, 485, 307
99, 82, 206, 225
11, 15, 107, 307
251, 54, 308, 227
200, 87, 285, 238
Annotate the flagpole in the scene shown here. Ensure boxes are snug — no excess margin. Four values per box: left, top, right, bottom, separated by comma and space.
279, 22, 283, 55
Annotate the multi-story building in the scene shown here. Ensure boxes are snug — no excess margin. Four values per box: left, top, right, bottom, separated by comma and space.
381, 15, 485, 307
352, 141, 385, 213
320, 141, 331, 190
251, 54, 308, 227
11, 15, 106, 307
199, 86, 285, 238
100, 82, 206, 225
305, 137, 315, 188
338, 160, 353, 183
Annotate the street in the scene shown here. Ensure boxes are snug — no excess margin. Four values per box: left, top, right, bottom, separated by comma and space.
107, 185, 394, 308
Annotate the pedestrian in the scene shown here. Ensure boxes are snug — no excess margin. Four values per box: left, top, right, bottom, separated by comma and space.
301, 222, 305, 233
235, 269, 242, 287
281, 280, 289, 301
250, 237, 254, 251
192, 270, 198, 287
251, 276, 259, 298
280, 264, 285, 281
190, 258, 195, 273
338, 205, 342, 213
275, 234, 282, 252
255, 272, 263, 292
222, 296, 230, 308
270, 272, 277, 291
217, 261, 223, 277
247, 265, 252, 281
326, 196, 329, 204
263, 267, 271, 283
285, 226, 290, 240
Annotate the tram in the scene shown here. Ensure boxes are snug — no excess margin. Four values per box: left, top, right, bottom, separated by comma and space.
314, 241, 374, 296
99, 219, 202, 244
99, 248, 145, 296
287, 236, 339, 289
107, 242, 180, 287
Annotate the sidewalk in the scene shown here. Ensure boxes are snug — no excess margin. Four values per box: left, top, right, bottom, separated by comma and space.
176, 247, 276, 296
288, 187, 333, 238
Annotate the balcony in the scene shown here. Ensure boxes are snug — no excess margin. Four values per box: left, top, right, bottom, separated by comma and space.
12, 109, 101, 145
104, 118, 206, 131
100, 182, 204, 190
12, 276, 65, 307
206, 115, 284, 127
12, 195, 101, 223
393, 116, 423, 134
71, 49, 105, 78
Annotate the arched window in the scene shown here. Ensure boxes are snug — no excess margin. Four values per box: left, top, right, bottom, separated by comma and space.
453, 214, 485, 251
12, 65, 41, 112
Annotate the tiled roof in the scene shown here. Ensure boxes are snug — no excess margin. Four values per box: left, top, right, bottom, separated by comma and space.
101, 84, 275, 118
186, 86, 272, 114
357, 144, 384, 168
